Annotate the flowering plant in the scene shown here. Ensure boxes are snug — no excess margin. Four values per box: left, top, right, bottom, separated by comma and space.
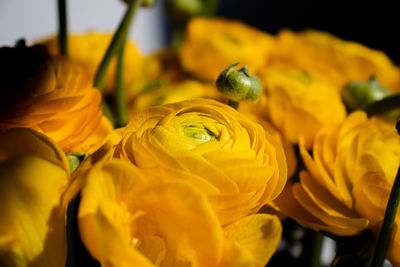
1, 1, 400, 267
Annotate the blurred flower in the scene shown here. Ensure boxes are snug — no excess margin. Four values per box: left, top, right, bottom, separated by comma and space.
78, 159, 282, 266
129, 79, 220, 114
40, 32, 143, 93
269, 30, 400, 91
125, 48, 188, 101
179, 17, 274, 81
0, 44, 112, 153
0, 128, 69, 267
274, 111, 400, 264
114, 98, 287, 225
252, 66, 346, 148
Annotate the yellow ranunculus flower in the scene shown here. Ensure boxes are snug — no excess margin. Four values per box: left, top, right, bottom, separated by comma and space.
129, 79, 221, 114
252, 66, 346, 148
40, 32, 143, 93
274, 111, 400, 265
78, 159, 282, 266
179, 17, 274, 82
269, 30, 400, 91
0, 128, 69, 267
0, 44, 112, 153
114, 98, 287, 225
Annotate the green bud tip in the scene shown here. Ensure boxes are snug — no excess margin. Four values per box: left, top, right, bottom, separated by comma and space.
216, 63, 262, 102
166, 0, 203, 23
342, 76, 393, 110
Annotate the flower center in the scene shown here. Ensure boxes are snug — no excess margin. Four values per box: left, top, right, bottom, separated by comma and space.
182, 124, 217, 143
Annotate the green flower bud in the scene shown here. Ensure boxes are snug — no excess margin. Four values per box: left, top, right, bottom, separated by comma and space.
216, 63, 262, 102
166, 0, 203, 24
341, 76, 393, 110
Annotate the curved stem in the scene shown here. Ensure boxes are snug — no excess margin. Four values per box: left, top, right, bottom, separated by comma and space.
93, 0, 141, 91
115, 35, 128, 128
370, 164, 400, 267
57, 0, 68, 56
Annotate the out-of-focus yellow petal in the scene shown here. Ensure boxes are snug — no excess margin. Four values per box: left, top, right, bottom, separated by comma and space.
270, 29, 400, 91
179, 17, 274, 81
40, 32, 143, 94
0, 128, 69, 175
78, 160, 225, 266
0, 156, 68, 267
0, 45, 112, 153
221, 214, 282, 267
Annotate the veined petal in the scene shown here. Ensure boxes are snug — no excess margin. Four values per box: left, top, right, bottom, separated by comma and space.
0, 156, 68, 267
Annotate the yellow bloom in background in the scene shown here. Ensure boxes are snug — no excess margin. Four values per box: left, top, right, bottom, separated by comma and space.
126, 48, 188, 101
129, 79, 221, 115
269, 30, 400, 92
0, 44, 112, 153
0, 128, 69, 267
78, 159, 282, 266
114, 98, 287, 225
40, 32, 144, 93
252, 66, 346, 149
179, 17, 274, 82
274, 111, 400, 265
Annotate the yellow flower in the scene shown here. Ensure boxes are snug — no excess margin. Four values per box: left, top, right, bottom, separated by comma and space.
252, 66, 346, 148
78, 159, 282, 266
114, 98, 287, 225
0, 128, 69, 267
274, 111, 400, 265
0, 44, 112, 153
40, 32, 143, 93
269, 30, 400, 91
129, 79, 221, 114
179, 17, 274, 82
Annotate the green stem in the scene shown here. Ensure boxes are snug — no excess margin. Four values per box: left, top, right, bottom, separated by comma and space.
370, 163, 400, 267
203, 0, 219, 17
227, 99, 239, 110
115, 35, 128, 128
93, 0, 141, 91
57, 0, 68, 56
364, 94, 400, 117
102, 100, 115, 127
300, 229, 323, 267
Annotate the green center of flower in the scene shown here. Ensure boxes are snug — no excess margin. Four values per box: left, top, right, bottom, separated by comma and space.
182, 124, 218, 143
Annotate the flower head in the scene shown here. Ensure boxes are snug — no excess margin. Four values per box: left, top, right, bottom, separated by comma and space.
252, 66, 346, 148
78, 159, 282, 266
0, 44, 112, 153
179, 17, 274, 81
114, 98, 287, 225
274, 111, 400, 264
269, 30, 400, 91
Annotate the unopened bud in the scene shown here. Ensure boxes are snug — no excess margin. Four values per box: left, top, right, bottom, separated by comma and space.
216, 63, 262, 102
342, 76, 392, 110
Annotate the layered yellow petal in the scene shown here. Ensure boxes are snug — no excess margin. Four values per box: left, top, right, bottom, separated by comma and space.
114, 99, 287, 225
78, 160, 225, 267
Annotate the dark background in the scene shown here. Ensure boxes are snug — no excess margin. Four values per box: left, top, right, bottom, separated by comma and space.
216, 0, 399, 64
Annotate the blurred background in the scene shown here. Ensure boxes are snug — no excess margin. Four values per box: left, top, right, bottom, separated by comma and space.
0, 0, 399, 62
0, 0, 397, 265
